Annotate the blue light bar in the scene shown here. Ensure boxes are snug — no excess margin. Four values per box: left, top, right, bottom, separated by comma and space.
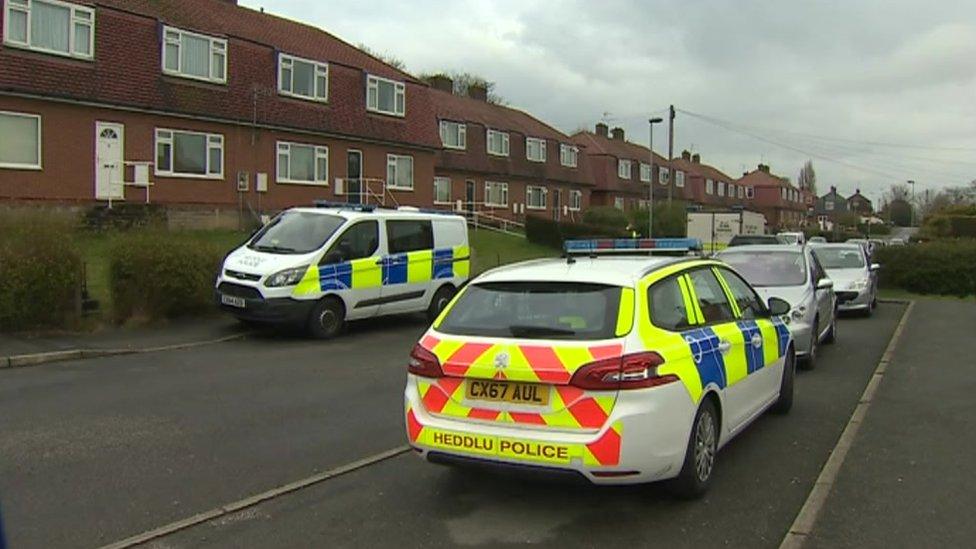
564, 238, 702, 254
313, 200, 376, 212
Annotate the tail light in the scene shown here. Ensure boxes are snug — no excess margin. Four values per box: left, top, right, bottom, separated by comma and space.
408, 344, 444, 378
570, 352, 678, 390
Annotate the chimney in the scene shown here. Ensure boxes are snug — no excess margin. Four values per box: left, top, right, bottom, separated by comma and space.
610, 127, 625, 140
830, 185, 837, 193
758, 163, 770, 174
467, 83, 488, 101
681, 150, 692, 161
692, 153, 700, 164
595, 123, 609, 137
426, 74, 453, 93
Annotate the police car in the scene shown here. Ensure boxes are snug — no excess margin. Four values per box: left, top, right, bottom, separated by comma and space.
216, 203, 469, 338
404, 238, 795, 497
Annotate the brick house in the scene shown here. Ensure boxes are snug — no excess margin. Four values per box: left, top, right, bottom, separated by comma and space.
571, 123, 671, 212
846, 189, 873, 216
427, 76, 592, 223
814, 186, 848, 230
737, 164, 807, 230
0, 0, 440, 223
670, 150, 748, 210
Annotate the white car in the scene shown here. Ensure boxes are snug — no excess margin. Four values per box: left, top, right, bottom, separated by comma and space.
777, 232, 806, 245
405, 239, 795, 497
811, 243, 879, 316
216, 203, 469, 338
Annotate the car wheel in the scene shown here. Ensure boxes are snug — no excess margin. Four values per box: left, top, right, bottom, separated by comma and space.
770, 345, 795, 414
426, 285, 456, 324
669, 398, 719, 499
307, 297, 344, 339
799, 316, 818, 371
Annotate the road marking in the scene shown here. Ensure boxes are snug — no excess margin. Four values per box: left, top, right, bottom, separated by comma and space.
779, 301, 915, 549
98, 445, 410, 549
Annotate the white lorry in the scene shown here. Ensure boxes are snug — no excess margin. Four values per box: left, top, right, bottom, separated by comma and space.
687, 210, 766, 254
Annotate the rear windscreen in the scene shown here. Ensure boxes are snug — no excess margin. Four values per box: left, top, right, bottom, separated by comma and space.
437, 282, 622, 340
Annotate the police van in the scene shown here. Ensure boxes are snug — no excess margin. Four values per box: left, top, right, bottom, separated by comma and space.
405, 238, 794, 497
216, 203, 470, 338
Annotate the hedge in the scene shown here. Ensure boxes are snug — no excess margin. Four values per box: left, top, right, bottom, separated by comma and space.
109, 231, 226, 321
874, 240, 976, 297
526, 215, 628, 250
0, 211, 83, 330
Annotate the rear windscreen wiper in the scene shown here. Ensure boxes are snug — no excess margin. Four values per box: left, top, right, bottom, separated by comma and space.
507, 325, 577, 337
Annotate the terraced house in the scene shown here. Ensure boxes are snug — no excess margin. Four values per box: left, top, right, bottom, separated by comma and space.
669, 150, 746, 210
0, 0, 440, 224
427, 75, 593, 224
737, 164, 809, 230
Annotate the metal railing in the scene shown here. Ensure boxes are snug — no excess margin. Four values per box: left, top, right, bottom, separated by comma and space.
333, 178, 400, 208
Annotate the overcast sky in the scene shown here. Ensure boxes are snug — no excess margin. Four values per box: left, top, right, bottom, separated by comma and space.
243, 0, 976, 201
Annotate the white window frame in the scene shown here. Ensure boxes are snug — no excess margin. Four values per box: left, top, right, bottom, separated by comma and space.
526, 185, 547, 209
825, 201, 835, 211
737, 185, 744, 199
366, 74, 406, 117
675, 170, 685, 188
386, 154, 414, 190
618, 159, 632, 179
154, 128, 224, 179
705, 178, 714, 195
0, 110, 42, 170
560, 144, 578, 167
728, 184, 736, 198
781, 188, 788, 200
486, 129, 510, 157
614, 196, 624, 210
275, 141, 329, 185
746, 186, 755, 199
439, 120, 466, 150
569, 189, 582, 211
717, 181, 726, 196
484, 181, 508, 207
659, 166, 670, 185
433, 176, 452, 204
278, 53, 328, 103
526, 137, 546, 163
162, 26, 227, 84
639, 162, 652, 183
3, 0, 95, 60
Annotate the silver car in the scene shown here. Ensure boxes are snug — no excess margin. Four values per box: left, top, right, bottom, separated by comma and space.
716, 245, 837, 370
811, 243, 879, 316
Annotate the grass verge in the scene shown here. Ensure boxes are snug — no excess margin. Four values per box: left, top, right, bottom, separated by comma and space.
879, 288, 975, 302
469, 229, 556, 274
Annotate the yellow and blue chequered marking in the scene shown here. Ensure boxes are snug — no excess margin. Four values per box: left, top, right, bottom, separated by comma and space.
737, 320, 765, 374
683, 327, 728, 389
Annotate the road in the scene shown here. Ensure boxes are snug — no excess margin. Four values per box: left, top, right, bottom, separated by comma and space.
0, 305, 905, 548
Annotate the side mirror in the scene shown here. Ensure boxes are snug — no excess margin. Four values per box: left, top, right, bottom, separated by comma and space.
870, 263, 881, 271
768, 297, 791, 316
817, 278, 834, 290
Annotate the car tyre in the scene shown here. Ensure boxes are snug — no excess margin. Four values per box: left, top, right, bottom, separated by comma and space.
770, 345, 795, 414
799, 316, 818, 371
427, 285, 456, 324
669, 398, 719, 499
823, 309, 837, 344
307, 297, 344, 339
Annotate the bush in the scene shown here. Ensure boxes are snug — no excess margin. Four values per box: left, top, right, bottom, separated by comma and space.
582, 207, 629, 232
0, 210, 83, 331
109, 231, 226, 321
874, 240, 976, 297
526, 215, 628, 250
629, 203, 688, 238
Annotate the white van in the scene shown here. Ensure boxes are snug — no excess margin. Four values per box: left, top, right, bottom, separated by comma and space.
216, 203, 470, 338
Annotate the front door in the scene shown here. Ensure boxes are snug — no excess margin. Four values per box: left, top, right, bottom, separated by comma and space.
465, 180, 475, 212
95, 122, 124, 200
347, 150, 363, 204
552, 189, 561, 221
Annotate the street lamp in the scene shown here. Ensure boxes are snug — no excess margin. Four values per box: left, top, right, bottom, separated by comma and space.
907, 179, 916, 227
648, 117, 664, 238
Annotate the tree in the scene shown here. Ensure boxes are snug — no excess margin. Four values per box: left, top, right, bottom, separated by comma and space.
356, 43, 407, 71
419, 70, 506, 105
797, 160, 817, 195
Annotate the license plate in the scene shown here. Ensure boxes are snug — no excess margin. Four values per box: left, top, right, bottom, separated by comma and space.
465, 380, 549, 406
221, 294, 245, 308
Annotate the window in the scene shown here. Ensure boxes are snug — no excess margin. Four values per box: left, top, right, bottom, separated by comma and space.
717, 268, 766, 320
433, 176, 452, 204
278, 53, 328, 102
614, 196, 624, 210
705, 179, 714, 195
687, 269, 735, 324
484, 181, 508, 207
675, 170, 685, 187
387, 220, 433, 254
439, 120, 466, 150
249, 211, 345, 255
162, 26, 226, 83
659, 166, 670, 185
386, 154, 414, 190
155, 128, 223, 178
618, 159, 632, 179
729, 184, 736, 198
746, 186, 754, 199
322, 221, 379, 264
526, 186, 547, 209
717, 181, 726, 196
569, 190, 582, 211
737, 185, 745, 199
825, 201, 835, 211
0, 111, 41, 169
526, 137, 546, 162
560, 144, 578, 167
781, 188, 788, 200
719, 250, 807, 287
366, 74, 405, 116
649, 277, 691, 331
276, 141, 328, 185
639, 162, 652, 182
3, 0, 94, 59
486, 129, 510, 156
